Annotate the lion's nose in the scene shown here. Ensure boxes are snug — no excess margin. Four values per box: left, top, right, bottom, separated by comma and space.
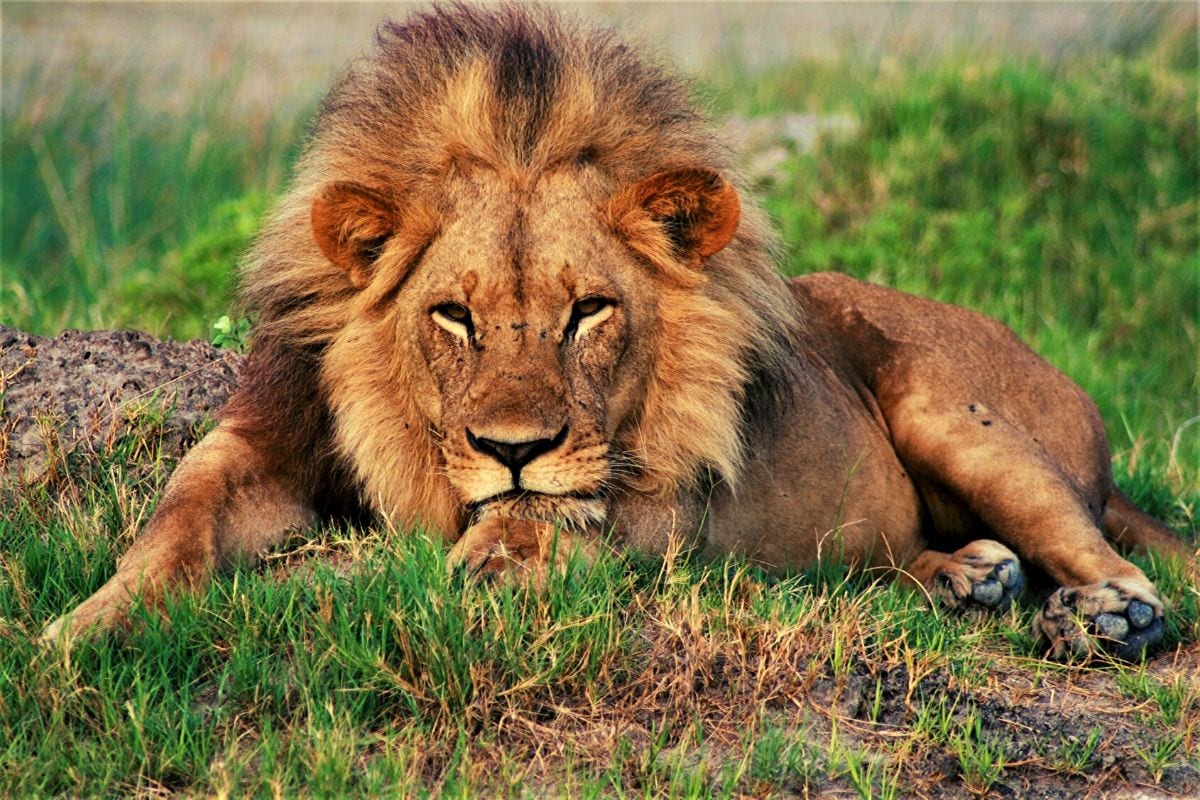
467, 425, 569, 472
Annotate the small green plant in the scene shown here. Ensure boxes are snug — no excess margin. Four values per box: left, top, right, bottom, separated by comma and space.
912, 693, 961, 744
950, 708, 1009, 796
826, 723, 900, 800
1134, 731, 1185, 783
841, 751, 900, 800
1051, 726, 1103, 775
1116, 668, 1196, 726
746, 724, 824, 790
210, 315, 252, 352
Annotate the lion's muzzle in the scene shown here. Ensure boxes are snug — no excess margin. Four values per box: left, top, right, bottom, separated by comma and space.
466, 424, 569, 485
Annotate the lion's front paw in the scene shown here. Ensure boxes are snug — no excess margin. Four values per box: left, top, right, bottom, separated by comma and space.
448, 517, 548, 579
930, 539, 1025, 613
1032, 578, 1164, 661
448, 517, 591, 583
39, 572, 145, 645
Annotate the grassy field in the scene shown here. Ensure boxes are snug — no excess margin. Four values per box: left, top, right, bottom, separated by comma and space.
3, 5, 1199, 798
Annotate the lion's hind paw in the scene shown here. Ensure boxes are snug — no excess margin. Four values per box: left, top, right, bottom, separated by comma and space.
931, 539, 1025, 614
1033, 579, 1164, 661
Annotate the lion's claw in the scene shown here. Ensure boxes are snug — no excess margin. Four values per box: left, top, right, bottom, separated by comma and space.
1033, 579, 1165, 661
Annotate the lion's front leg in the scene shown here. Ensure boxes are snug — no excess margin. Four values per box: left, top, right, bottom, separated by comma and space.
447, 517, 598, 582
41, 423, 314, 643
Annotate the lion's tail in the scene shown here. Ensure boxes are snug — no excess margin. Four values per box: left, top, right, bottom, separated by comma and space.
1103, 488, 1195, 559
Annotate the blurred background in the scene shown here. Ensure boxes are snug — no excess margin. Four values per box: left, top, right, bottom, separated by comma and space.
2, 2, 1197, 495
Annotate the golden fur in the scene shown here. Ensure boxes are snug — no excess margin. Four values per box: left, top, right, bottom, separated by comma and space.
44, 6, 1191, 661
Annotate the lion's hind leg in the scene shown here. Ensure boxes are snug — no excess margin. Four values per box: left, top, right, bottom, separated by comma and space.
906, 539, 1025, 614
885, 392, 1167, 659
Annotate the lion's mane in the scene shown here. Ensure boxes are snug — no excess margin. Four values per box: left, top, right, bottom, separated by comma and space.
227, 5, 801, 529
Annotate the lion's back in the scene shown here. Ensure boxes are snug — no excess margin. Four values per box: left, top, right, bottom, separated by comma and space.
793, 271, 1111, 501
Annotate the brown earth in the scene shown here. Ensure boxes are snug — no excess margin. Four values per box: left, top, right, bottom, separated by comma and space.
0, 325, 239, 480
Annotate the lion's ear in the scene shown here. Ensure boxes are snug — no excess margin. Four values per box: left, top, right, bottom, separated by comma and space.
608, 167, 741, 275
311, 181, 397, 287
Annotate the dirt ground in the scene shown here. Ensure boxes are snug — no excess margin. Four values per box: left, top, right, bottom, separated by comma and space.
0, 325, 238, 479
809, 647, 1200, 798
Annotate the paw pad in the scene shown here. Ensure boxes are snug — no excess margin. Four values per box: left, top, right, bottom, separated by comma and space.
968, 558, 1024, 609
1090, 603, 1163, 661
1126, 599, 1155, 629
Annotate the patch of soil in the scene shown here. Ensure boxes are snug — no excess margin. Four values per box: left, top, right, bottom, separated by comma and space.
0, 325, 240, 480
806, 646, 1200, 799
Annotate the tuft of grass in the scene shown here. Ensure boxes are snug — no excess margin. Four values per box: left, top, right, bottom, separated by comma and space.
1048, 726, 1104, 775
744, 723, 825, 791
1134, 732, 1187, 784
949, 707, 1011, 796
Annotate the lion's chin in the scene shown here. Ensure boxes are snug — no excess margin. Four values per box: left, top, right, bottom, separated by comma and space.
473, 492, 606, 531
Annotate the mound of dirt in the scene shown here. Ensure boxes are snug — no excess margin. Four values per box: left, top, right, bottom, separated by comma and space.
0, 325, 240, 480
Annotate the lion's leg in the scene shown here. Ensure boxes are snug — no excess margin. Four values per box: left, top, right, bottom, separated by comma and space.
1103, 488, 1194, 559
905, 539, 1025, 613
41, 424, 313, 643
887, 396, 1165, 659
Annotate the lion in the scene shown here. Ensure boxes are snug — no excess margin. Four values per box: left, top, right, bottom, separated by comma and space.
42, 6, 1191, 660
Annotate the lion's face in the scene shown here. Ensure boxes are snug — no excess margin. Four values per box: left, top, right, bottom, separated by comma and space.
313, 163, 743, 531
405, 170, 657, 526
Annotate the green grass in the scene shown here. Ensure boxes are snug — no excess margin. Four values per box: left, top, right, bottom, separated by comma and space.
3, 9, 1199, 798
1, 43, 302, 339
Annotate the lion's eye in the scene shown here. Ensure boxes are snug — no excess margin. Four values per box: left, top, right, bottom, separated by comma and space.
431, 302, 474, 341
565, 297, 614, 342
437, 303, 469, 322
574, 297, 608, 317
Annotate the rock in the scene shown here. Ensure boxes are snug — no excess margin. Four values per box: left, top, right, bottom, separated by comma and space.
0, 325, 240, 480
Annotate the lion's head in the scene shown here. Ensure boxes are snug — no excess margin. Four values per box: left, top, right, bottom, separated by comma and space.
237, 6, 800, 536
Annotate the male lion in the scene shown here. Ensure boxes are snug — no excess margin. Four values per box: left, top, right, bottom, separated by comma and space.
44, 6, 1190, 660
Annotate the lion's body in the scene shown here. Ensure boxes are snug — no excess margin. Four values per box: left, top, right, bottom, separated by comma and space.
706, 273, 1105, 566
44, 6, 1190, 659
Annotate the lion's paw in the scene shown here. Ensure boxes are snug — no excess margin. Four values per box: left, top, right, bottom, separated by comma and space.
930, 539, 1025, 614
1032, 578, 1164, 661
448, 517, 549, 580
448, 517, 594, 584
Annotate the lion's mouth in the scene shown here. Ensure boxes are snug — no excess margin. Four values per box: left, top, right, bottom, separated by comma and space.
471, 490, 607, 530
